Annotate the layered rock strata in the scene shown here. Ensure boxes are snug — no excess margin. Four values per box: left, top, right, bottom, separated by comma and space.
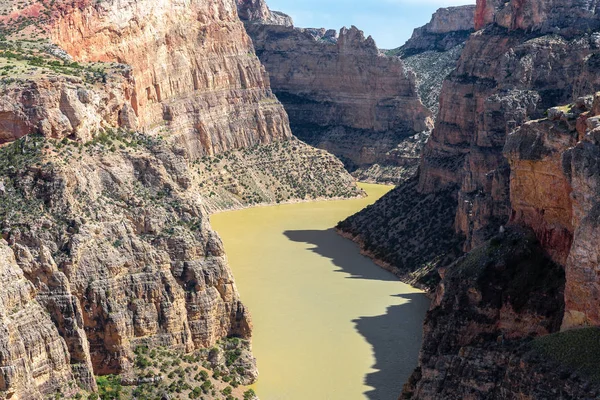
241, 10, 433, 184
421, 1, 600, 252
400, 5, 476, 56
345, 0, 600, 273
402, 228, 600, 399
504, 93, 600, 331
49, 0, 292, 157
342, 1, 600, 397
0, 0, 362, 398
0, 134, 253, 397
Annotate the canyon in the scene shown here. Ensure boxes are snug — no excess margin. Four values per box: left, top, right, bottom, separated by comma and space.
239, 4, 434, 184
4, 0, 600, 398
0, 0, 361, 398
340, 0, 600, 398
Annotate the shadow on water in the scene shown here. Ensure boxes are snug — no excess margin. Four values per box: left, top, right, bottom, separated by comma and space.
354, 294, 430, 399
284, 228, 430, 399
284, 228, 398, 281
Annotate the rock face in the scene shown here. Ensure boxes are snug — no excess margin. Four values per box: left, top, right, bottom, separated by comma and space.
0, 0, 362, 398
419, 14, 600, 252
392, 6, 475, 116
402, 229, 600, 399
236, 0, 293, 26
505, 93, 600, 330
341, 0, 600, 397
242, 13, 433, 183
0, 135, 253, 397
0, 241, 83, 399
0, 73, 134, 145
400, 6, 476, 56
49, 0, 292, 157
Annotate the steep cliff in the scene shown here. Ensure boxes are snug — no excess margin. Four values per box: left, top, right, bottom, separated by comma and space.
389, 5, 475, 116
402, 228, 600, 399
0, 133, 254, 398
0, 0, 362, 398
342, 0, 600, 275
421, 0, 600, 252
397, 0, 600, 395
504, 93, 600, 331
240, 7, 433, 184
399, 5, 476, 56
48, 0, 293, 157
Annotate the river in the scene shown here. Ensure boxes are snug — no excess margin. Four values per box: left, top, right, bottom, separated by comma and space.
211, 183, 430, 400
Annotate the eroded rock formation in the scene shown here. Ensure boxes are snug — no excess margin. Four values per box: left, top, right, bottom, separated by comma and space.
0, 134, 253, 397
240, 5, 433, 184
0, 0, 362, 398
48, 0, 292, 157
341, 1, 600, 397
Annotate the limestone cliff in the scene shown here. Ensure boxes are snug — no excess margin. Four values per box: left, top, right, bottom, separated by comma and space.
343, 0, 600, 270
241, 8, 433, 184
236, 0, 292, 26
341, 1, 600, 397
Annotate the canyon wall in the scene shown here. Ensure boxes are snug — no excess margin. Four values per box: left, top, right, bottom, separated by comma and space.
240, 4, 433, 183
48, 0, 292, 157
0, 0, 361, 398
400, 5, 476, 56
393, 5, 475, 116
420, 0, 600, 252
343, 0, 600, 268
403, 0, 600, 396
505, 93, 600, 331
341, 1, 600, 396
404, 95, 600, 398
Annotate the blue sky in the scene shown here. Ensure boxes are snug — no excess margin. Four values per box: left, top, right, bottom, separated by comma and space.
266, 0, 475, 49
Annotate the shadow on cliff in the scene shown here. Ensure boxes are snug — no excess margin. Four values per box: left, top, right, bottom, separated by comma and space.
284, 228, 398, 281
284, 228, 430, 399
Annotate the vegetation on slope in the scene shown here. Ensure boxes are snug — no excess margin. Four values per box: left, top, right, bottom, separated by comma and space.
337, 178, 463, 290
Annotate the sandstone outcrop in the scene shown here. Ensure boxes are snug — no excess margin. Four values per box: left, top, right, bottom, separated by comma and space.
0, 73, 134, 144
419, 8, 600, 252
242, 13, 433, 183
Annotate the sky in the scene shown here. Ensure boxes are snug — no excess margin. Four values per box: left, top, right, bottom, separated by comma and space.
266, 0, 476, 49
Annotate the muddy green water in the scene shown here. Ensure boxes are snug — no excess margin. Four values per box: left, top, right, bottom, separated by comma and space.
211, 183, 429, 400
